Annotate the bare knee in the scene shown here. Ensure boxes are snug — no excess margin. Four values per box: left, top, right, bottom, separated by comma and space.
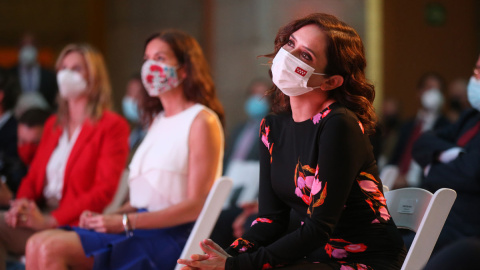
26, 230, 67, 269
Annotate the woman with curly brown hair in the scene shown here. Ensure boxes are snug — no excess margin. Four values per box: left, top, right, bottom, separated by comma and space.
179, 13, 406, 270
25, 30, 225, 270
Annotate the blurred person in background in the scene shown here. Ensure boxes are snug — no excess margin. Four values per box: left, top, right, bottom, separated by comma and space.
26, 29, 224, 270
412, 54, 480, 253
16, 108, 51, 167
211, 78, 271, 248
377, 97, 402, 170
122, 73, 148, 152
9, 33, 57, 111
0, 43, 129, 270
445, 78, 470, 123
388, 72, 449, 189
0, 69, 21, 208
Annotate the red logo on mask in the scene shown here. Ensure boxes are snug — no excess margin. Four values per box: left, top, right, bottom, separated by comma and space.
295, 67, 307, 77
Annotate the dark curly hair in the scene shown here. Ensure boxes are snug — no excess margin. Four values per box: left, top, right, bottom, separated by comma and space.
264, 13, 377, 134
141, 30, 225, 126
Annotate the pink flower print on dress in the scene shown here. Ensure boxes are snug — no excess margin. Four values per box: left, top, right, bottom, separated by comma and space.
340, 266, 355, 270
305, 176, 314, 189
262, 263, 273, 269
322, 108, 331, 118
312, 113, 322, 124
358, 121, 364, 134
297, 177, 306, 189
311, 179, 322, 196
332, 248, 348, 259
358, 180, 380, 193
378, 206, 391, 221
251, 217, 273, 227
295, 187, 303, 198
344, 243, 367, 253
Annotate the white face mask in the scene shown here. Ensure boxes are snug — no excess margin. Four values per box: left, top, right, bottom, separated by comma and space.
421, 88, 444, 112
141, 59, 181, 96
19, 45, 38, 66
57, 69, 88, 99
271, 48, 325, 97
467, 76, 480, 111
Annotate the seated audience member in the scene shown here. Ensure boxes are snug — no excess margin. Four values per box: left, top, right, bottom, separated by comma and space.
388, 72, 449, 188
180, 13, 406, 270
423, 237, 480, 270
211, 78, 271, 248
0, 108, 51, 205
0, 69, 21, 207
412, 54, 480, 253
0, 43, 129, 268
9, 33, 57, 109
445, 78, 470, 123
377, 97, 402, 170
17, 108, 51, 167
122, 73, 148, 151
25, 29, 225, 270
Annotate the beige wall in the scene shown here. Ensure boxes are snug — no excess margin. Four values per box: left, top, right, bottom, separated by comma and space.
212, 0, 365, 134
383, 0, 480, 119
2, 0, 479, 131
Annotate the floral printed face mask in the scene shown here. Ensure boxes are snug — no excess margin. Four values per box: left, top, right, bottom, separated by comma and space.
141, 59, 182, 96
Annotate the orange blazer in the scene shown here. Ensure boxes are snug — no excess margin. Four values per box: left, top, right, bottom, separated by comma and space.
16, 111, 130, 226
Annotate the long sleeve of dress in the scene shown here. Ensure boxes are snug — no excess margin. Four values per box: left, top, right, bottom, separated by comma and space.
226, 111, 369, 269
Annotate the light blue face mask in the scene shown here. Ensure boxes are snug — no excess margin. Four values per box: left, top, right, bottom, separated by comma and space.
467, 77, 480, 111
244, 95, 269, 119
122, 96, 140, 123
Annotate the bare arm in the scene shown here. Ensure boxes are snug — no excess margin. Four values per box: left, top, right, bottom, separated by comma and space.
84, 110, 223, 232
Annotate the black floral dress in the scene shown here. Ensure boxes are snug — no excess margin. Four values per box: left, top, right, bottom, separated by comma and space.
225, 103, 406, 270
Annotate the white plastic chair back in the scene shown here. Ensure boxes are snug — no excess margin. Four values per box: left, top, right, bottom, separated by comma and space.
175, 176, 233, 270
103, 169, 130, 214
223, 160, 260, 208
385, 187, 456, 270
379, 165, 399, 190
382, 185, 389, 194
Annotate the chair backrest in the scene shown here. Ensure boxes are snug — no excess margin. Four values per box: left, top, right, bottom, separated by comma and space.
385, 187, 456, 270
379, 165, 399, 190
223, 160, 260, 208
175, 176, 233, 270
103, 169, 130, 214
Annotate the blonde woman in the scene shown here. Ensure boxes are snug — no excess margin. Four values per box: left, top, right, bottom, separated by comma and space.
0, 44, 129, 269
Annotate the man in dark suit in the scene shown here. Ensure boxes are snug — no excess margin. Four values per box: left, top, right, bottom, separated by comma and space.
389, 72, 449, 188
0, 68, 22, 205
412, 55, 480, 253
9, 34, 57, 110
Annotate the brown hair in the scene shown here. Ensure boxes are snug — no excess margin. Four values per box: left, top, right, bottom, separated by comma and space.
142, 30, 225, 126
265, 13, 377, 134
55, 44, 112, 125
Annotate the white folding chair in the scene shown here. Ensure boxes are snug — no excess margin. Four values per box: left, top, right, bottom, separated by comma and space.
223, 160, 260, 209
103, 169, 130, 214
175, 176, 233, 270
379, 165, 399, 190
385, 187, 456, 270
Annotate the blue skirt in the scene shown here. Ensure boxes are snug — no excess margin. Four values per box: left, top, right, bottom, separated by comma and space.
70, 221, 194, 270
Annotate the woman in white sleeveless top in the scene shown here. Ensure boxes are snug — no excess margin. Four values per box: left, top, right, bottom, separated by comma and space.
25, 30, 225, 270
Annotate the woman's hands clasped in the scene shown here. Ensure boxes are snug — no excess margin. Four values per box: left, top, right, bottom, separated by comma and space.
177, 239, 230, 270
79, 210, 124, 233
4, 199, 57, 230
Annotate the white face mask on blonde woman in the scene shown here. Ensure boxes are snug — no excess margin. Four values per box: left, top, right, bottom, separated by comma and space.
57, 69, 88, 99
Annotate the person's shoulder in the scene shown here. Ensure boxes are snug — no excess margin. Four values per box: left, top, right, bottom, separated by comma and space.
321, 104, 365, 134
263, 112, 290, 126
